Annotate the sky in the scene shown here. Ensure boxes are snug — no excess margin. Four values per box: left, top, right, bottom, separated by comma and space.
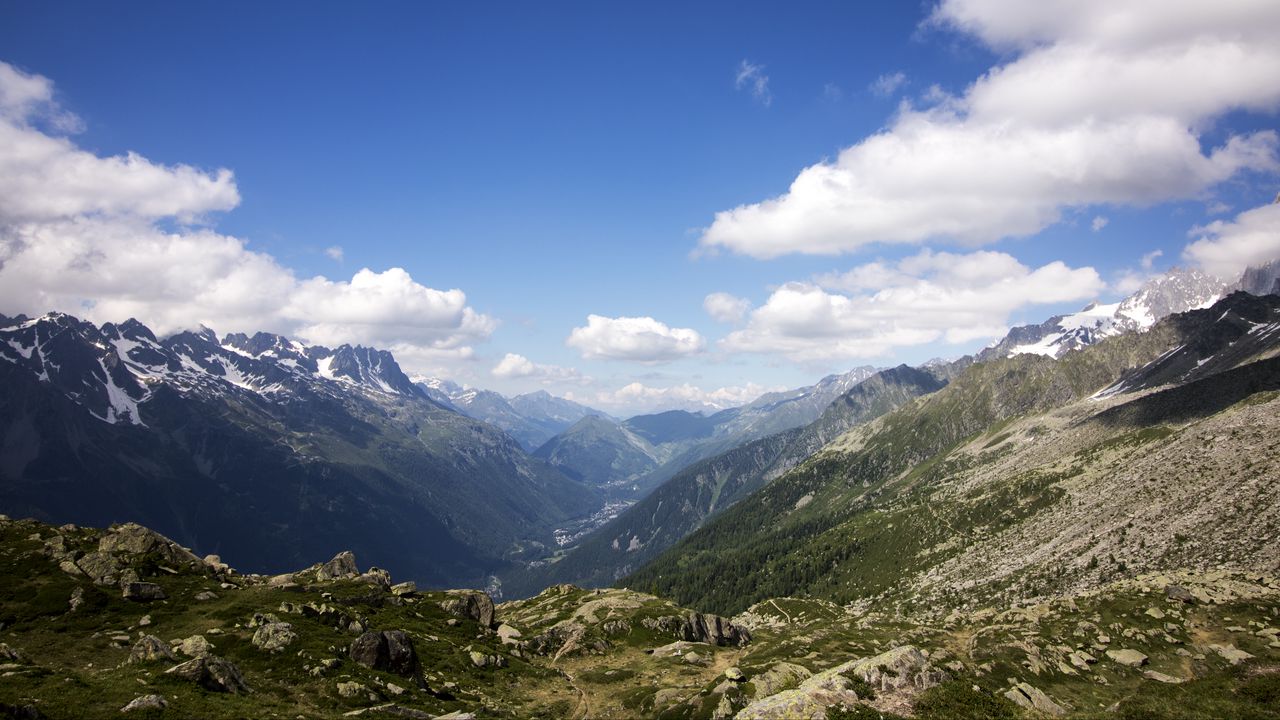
1, 0, 1279, 416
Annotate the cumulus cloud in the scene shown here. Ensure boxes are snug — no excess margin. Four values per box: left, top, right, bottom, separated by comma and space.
703, 292, 751, 324
566, 315, 705, 363
491, 352, 585, 384
699, 1, 1280, 258
724, 250, 1103, 361
1183, 201, 1280, 278
0, 60, 494, 371
870, 71, 907, 97
735, 60, 772, 107
1091, 215, 1109, 232
324, 245, 344, 262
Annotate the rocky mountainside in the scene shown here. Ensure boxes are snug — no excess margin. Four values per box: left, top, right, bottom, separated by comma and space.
501, 365, 948, 598
981, 267, 1226, 361
0, 313, 600, 588
625, 292, 1280, 617
414, 379, 605, 452
532, 415, 660, 491
1, 515, 1277, 719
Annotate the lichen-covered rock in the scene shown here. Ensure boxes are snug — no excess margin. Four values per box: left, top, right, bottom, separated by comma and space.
467, 648, 507, 668
391, 581, 417, 597
349, 630, 419, 676
439, 590, 495, 628
251, 622, 297, 652
177, 635, 213, 658
751, 662, 812, 698
128, 635, 175, 664
75, 551, 121, 586
165, 655, 249, 694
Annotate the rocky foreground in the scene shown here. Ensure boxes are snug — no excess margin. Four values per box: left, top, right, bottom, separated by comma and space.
1, 516, 1279, 719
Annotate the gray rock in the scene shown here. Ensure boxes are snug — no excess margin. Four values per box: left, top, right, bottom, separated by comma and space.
439, 590, 495, 628
100, 523, 200, 567
349, 630, 419, 676
177, 635, 213, 658
193, 591, 218, 601
1144, 670, 1185, 684
165, 655, 249, 694
1106, 649, 1149, 667
1004, 682, 1067, 717
120, 694, 167, 713
496, 623, 522, 645
76, 551, 122, 586
128, 635, 175, 664
1211, 644, 1255, 665
251, 622, 297, 652
390, 581, 416, 597
336, 680, 369, 698
467, 649, 507, 668
317, 550, 359, 581
361, 567, 393, 590
751, 662, 812, 698
725, 667, 746, 682
122, 582, 166, 601
1165, 584, 1195, 603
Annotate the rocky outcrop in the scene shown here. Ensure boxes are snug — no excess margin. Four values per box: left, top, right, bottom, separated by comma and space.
641, 612, 751, 647
736, 645, 945, 719
1004, 682, 1067, 716
349, 630, 419, 677
751, 662, 812, 698
439, 590, 495, 628
99, 523, 201, 567
165, 656, 249, 694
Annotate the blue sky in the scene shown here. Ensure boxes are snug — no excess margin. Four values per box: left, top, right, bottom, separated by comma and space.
2, 1, 1278, 415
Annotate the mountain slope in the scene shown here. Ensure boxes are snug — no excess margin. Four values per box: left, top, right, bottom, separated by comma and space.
625, 293, 1280, 615
0, 313, 600, 588
501, 365, 947, 597
531, 414, 658, 488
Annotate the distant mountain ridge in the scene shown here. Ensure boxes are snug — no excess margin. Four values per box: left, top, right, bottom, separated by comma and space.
414, 377, 606, 451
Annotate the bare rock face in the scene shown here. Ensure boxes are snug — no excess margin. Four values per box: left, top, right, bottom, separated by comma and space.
439, 590, 496, 629
165, 655, 249, 694
349, 630, 419, 677
120, 695, 168, 713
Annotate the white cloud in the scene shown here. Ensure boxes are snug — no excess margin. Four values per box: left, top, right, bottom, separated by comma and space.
491, 352, 585, 384
1183, 201, 1280, 278
870, 71, 907, 97
724, 250, 1103, 361
1091, 215, 1109, 232
703, 292, 751, 324
699, 1, 1280, 258
0, 60, 494, 373
1140, 249, 1163, 270
324, 245, 344, 262
735, 60, 772, 107
823, 83, 843, 102
566, 314, 705, 363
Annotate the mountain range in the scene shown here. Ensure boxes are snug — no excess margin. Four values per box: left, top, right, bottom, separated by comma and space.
0, 313, 600, 589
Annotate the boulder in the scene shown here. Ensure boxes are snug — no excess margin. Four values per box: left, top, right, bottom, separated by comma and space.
336, 680, 369, 698
194, 591, 218, 601
1106, 649, 1149, 667
439, 590, 495, 628
122, 582, 166, 601
1210, 644, 1255, 665
120, 695, 167, 713
251, 622, 297, 652
725, 667, 746, 682
1004, 682, 1067, 717
165, 656, 249, 694
100, 523, 200, 567
1144, 670, 1185, 684
642, 612, 751, 647
1165, 584, 1195, 603
317, 551, 359, 581
128, 635, 175, 664
361, 567, 393, 591
467, 649, 507, 668
350, 630, 419, 676
390, 581, 417, 597
496, 623, 522, 645
177, 635, 213, 658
